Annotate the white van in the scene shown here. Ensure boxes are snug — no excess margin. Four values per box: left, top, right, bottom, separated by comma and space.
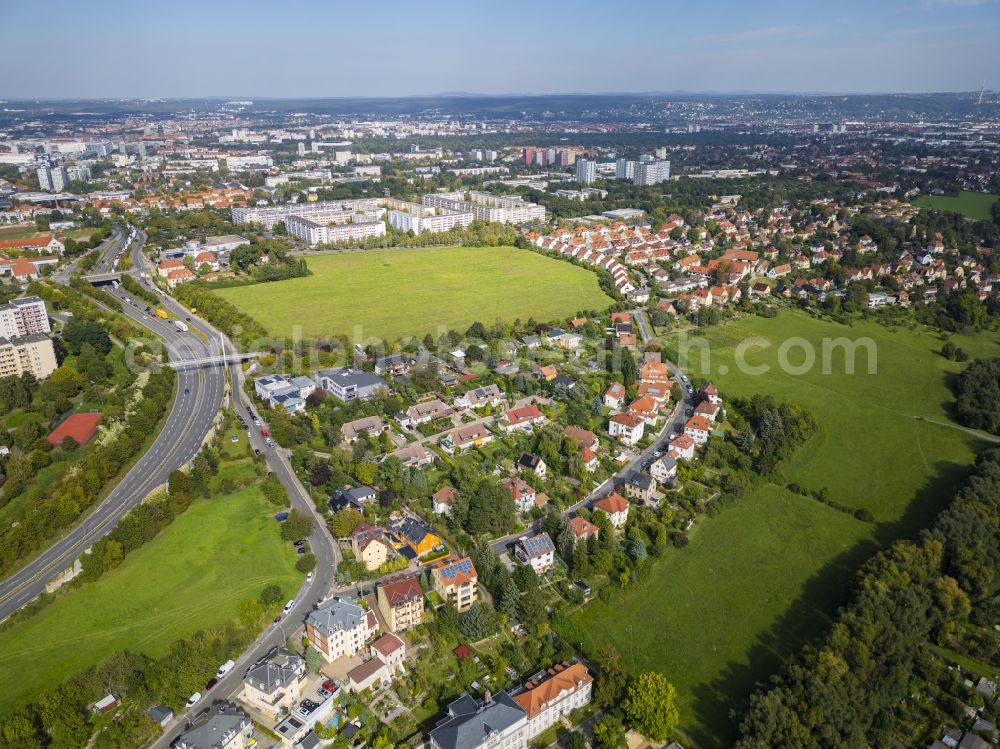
283, 599, 295, 614
186, 692, 201, 709
216, 660, 236, 679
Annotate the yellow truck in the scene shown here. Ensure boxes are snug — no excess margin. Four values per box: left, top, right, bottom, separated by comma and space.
155, 308, 169, 319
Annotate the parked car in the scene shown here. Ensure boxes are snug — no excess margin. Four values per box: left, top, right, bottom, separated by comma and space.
322, 680, 337, 692
306, 571, 314, 583
283, 599, 295, 614
254, 448, 262, 457
275, 512, 289, 522
216, 660, 235, 678
186, 693, 201, 709
205, 678, 218, 690
260, 429, 269, 438
296, 547, 307, 555
293, 539, 306, 547
230, 435, 238, 443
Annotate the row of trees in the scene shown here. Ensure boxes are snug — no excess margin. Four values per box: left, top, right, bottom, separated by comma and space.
734, 448, 1000, 747
0, 367, 175, 575
954, 358, 1000, 435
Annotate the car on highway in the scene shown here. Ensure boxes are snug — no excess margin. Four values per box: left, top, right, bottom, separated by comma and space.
186, 692, 201, 709
260, 429, 269, 438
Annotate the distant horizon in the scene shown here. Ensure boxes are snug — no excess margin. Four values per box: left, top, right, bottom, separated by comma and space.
2, 0, 997, 100
0, 89, 995, 103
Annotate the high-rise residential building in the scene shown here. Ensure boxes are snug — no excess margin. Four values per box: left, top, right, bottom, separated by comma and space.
575, 159, 596, 185
654, 146, 668, 160
0, 334, 58, 380
0, 296, 51, 339
558, 149, 577, 167
615, 158, 635, 180
66, 165, 91, 183
633, 159, 671, 186
36, 164, 67, 192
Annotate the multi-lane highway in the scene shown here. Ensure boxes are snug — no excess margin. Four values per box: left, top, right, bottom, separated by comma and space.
131, 240, 341, 749
0, 230, 226, 622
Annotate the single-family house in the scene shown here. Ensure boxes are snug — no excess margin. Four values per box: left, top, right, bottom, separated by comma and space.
603, 382, 626, 410
504, 476, 537, 513
393, 518, 441, 556
341, 415, 388, 443
454, 384, 504, 410
622, 472, 655, 503
592, 493, 630, 529
649, 455, 677, 485
684, 415, 712, 445
563, 426, 599, 452
669, 434, 696, 461
517, 452, 547, 479
390, 443, 436, 468
608, 412, 645, 445
514, 533, 556, 574
569, 516, 599, 545
432, 486, 458, 515
441, 422, 493, 454
500, 404, 546, 432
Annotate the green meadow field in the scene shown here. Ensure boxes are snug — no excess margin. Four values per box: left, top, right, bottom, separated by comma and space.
914, 190, 999, 221
567, 311, 1000, 746
215, 246, 613, 342
0, 486, 300, 716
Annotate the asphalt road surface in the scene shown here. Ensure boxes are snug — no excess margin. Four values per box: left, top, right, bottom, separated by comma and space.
0, 229, 225, 622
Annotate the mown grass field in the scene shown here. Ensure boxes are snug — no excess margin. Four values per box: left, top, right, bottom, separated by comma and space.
0, 486, 300, 716
569, 311, 1000, 747
215, 246, 613, 342
914, 190, 999, 221
0, 224, 44, 240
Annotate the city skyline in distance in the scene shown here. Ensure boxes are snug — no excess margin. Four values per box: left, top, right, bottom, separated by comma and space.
1, 0, 998, 99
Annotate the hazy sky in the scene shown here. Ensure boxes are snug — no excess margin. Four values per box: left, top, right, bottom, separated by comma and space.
2, 0, 998, 98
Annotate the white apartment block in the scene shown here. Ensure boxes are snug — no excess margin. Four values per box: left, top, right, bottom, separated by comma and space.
0, 296, 50, 339
421, 190, 545, 225
232, 198, 381, 229
287, 212, 386, 246
633, 159, 671, 186
386, 199, 474, 235
0, 334, 58, 380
